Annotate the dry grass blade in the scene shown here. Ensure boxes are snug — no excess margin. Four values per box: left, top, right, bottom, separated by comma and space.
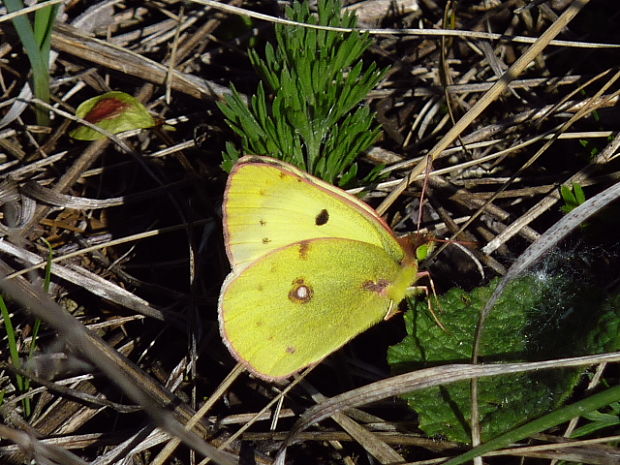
51, 24, 233, 100
298, 380, 405, 464
0, 423, 87, 465
484, 436, 620, 463
0, 240, 169, 321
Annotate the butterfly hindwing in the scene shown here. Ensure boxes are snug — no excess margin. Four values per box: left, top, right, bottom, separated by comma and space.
218, 238, 414, 380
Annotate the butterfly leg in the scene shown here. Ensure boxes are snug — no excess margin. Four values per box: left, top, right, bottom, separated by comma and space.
406, 271, 446, 331
384, 300, 398, 320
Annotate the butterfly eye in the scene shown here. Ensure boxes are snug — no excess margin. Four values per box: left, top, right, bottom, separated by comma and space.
288, 278, 313, 304
315, 209, 329, 226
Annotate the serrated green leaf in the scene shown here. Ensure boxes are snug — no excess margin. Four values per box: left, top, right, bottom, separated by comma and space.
388, 271, 620, 443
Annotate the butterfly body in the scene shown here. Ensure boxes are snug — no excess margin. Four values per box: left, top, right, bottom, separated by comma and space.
218, 156, 419, 380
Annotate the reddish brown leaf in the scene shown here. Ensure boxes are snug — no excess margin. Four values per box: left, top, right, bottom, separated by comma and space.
83, 98, 130, 123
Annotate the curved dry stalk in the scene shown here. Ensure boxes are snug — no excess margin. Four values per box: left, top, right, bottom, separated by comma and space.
275, 351, 620, 463
192, 0, 619, 49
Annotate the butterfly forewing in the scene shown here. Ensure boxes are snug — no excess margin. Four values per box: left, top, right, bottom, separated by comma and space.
224, 156, 405, 270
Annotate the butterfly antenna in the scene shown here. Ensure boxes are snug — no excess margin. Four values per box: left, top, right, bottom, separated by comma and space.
416, 154, 434, 232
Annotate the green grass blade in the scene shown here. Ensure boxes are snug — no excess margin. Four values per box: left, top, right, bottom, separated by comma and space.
0, 294, 24, 392
4, 0, 58, 126
443, 385, 620, 465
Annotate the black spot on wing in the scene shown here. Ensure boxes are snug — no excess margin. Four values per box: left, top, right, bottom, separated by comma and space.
315, 209, 329, 226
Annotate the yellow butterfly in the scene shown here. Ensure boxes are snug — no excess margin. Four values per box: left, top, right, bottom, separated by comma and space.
218, 155, 424, 381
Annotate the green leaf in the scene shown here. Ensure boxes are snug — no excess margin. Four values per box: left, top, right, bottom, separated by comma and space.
560, 183, 587, 214
70, 91, 156, 141
388, 270, 620, 443
570, 402, 620, 437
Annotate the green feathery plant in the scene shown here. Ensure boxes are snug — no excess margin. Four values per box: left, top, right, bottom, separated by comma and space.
218, 0, 387, 186
3, 0, 59, 126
